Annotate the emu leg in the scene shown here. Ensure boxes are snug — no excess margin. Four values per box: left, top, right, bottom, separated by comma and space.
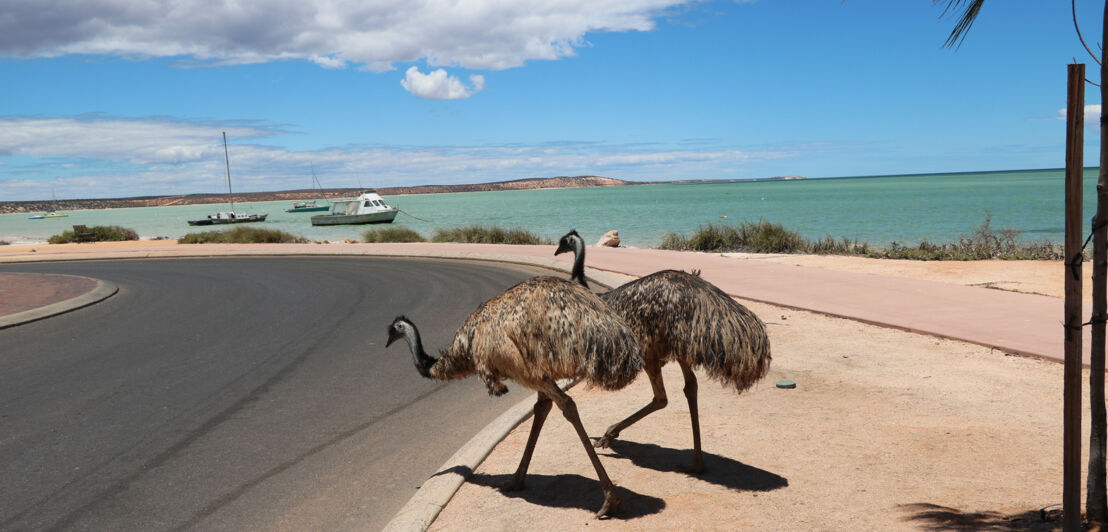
595, 359, 667, 449
537, 378, 620, 517
504, 393, 553, 491
679, 360, 704, 473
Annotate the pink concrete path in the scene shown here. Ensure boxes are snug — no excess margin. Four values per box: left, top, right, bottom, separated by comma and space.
0, 241, 1082, 365
356, 243, 1081, 366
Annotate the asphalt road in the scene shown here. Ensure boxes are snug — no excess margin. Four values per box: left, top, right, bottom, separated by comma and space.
0, 257, 550, 530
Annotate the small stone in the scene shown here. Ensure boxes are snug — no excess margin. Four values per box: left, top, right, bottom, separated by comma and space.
596, 230, 620, 247
776, 379, 796, 389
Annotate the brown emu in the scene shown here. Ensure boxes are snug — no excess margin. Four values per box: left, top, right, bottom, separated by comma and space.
556, 230, 770, 472
386, 276, 643, 517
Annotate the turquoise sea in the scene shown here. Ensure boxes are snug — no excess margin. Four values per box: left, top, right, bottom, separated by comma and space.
0, 168, 1098, 248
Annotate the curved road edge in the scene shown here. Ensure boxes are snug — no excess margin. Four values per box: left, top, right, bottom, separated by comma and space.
0, 278, 118, 330
0, 248, 611, 531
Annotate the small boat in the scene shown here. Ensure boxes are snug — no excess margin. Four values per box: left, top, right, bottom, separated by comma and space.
188, 132, 267, 227
287, 164, 330, 213
29, 190, 69, 219
187, 211, 268, 226
286, 200, 329, 213
28, 211, 68, 220
310, 190, 398, 226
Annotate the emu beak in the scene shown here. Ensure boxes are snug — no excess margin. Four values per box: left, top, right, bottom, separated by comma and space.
386, 330, 402, 347
554, 242, 571, 256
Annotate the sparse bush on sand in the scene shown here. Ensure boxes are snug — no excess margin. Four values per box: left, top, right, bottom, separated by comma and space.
48, 225, 139, 244
431, 225, 551, 245
658, 216, 1062, 260
362, 227, 426, 243
178, 226, 308, 244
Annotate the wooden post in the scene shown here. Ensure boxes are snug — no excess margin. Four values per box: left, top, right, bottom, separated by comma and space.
1065, 62, 1085, 532
1093, 6, 1108, 523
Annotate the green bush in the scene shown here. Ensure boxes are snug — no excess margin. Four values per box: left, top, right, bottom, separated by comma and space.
431, 225, 551, 245
363, 227, 426, 243
178, 226, 308, 244
658, 221, 805, 254
48, 225, 139, 244
658, 217, 1063, 261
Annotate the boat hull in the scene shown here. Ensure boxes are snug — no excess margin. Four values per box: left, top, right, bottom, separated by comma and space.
286, 205, 330, 213
310, 210, 398, 226
187, 214, 268, 226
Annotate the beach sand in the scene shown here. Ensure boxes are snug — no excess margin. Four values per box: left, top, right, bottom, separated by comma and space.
1, 240, 1083, 530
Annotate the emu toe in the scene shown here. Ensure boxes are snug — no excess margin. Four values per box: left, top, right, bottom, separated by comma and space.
596, 491, 620, 518
501, 476, 525, 492
593, 429, 618, 449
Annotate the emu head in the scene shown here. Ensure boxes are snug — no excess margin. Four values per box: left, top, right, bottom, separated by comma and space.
555, 229, 581, 256
386, 315, 412, 347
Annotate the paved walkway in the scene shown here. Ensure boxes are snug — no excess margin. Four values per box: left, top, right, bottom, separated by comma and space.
0, 241, 1077, 363
0, 242, 1079, 530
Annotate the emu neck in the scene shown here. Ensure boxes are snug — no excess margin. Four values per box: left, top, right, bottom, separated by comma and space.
403, 326, 436, 379
570, 236, 588, 288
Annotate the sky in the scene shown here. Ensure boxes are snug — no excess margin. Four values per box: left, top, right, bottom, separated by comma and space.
0, 0, 1103, 201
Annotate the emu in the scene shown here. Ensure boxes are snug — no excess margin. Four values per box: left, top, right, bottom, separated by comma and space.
386, 276, 643, 517
556, 230, 770, 472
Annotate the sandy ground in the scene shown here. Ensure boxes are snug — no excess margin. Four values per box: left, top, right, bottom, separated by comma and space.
431, 299, 1073, 531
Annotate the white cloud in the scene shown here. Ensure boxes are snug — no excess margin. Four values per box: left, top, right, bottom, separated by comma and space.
0, 115, 789, 200
1, 0, 691, 72
469, 74, 486, 92
1057, 104, 1101, 126
401, 67, 485, 99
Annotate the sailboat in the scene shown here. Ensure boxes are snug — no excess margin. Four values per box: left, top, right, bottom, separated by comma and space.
286, 163, 330, 213
28, 190, 68, 219
188, 132, 268, 226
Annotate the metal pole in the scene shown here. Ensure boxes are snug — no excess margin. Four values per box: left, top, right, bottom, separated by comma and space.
223, 131, 235, 213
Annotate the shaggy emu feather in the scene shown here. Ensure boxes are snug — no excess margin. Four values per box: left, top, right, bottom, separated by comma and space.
387, 275, 643, 516
556, 229, 771, 472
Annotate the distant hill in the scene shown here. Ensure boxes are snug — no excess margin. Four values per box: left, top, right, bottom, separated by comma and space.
0, 174, 801, 213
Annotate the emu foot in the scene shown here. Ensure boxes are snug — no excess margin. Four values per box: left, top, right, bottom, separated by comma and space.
689, 458, 705, 475
593, 428, 620, 449
501, 475, 525, 492
595, 491, 620, 518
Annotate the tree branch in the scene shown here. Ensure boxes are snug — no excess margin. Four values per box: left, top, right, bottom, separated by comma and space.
1074, 0, 1104, 66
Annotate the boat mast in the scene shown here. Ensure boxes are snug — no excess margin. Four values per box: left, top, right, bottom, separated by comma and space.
222, 131, 235, 213
311, 162, 323, 194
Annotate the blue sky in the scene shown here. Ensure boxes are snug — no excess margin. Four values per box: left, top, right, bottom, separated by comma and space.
0, 0, 1101, 200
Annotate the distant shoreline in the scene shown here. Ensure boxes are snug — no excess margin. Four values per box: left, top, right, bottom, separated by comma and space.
0, 175, 807, 214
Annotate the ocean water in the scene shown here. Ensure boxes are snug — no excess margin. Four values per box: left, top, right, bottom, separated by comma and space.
0, 168, 1098, 248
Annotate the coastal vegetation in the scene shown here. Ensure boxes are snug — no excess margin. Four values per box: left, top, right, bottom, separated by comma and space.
47, 225, 139, 244
431, 225, 551, 245
658, 217, 1064, 260
178, 226, 308, 244
362, 227, 426, 243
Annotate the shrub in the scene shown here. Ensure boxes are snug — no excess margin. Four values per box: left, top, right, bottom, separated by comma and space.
363, 227, 426, 243
658, 217, 1063, 260
658, 221, 804, 254
431, 225, 551, 245
48, 225, 139, 244
178, 226, 308, 244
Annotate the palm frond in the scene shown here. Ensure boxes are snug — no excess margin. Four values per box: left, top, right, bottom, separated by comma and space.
936, 0, 986, 49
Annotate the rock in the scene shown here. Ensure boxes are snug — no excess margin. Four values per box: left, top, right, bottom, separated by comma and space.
596, 230, 620, 248
340, 238, 358, 244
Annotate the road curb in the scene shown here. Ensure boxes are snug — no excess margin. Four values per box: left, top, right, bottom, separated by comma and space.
382, 379, 580, 532
0, 277, 118, 330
